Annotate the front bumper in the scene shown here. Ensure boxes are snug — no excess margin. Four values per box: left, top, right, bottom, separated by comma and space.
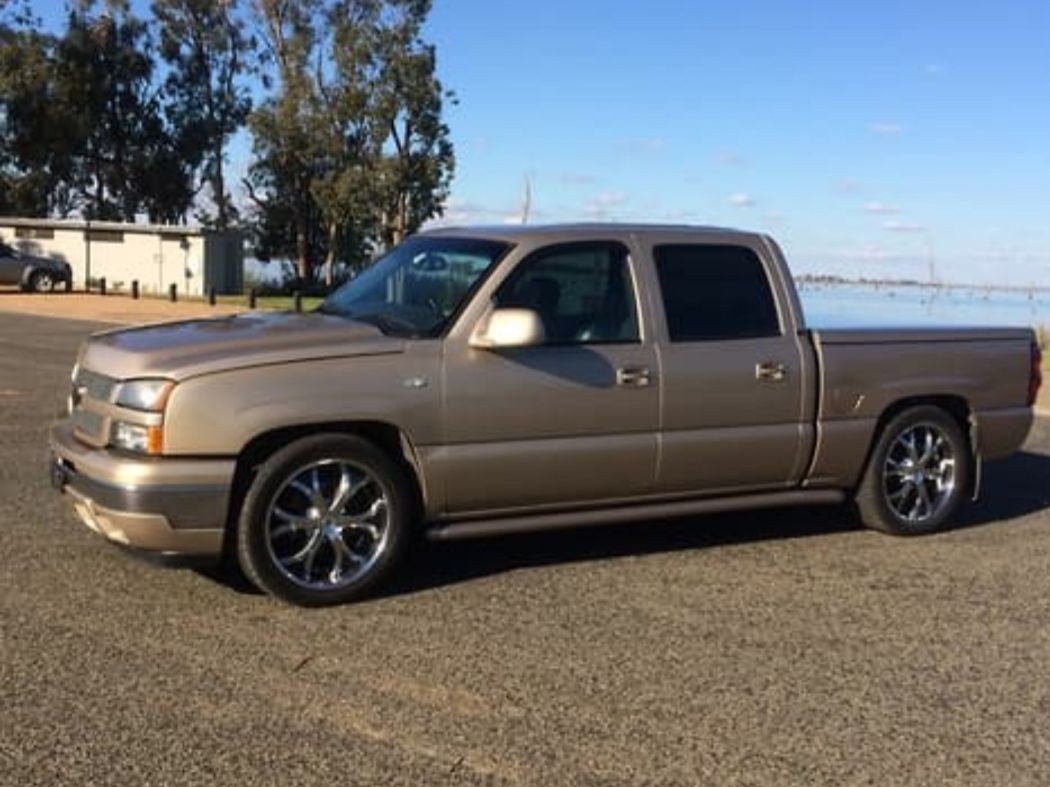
49, 421, 234, 556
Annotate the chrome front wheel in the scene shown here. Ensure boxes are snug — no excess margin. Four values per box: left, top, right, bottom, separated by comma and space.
237, 434, 415, 606
265, 459, 390, 591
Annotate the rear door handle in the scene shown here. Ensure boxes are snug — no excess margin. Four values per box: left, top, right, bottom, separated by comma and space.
616, 366, 652, 387
756, 361, 788, 382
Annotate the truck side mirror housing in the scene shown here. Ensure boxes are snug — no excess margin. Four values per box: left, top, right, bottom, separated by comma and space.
470, 308, 546, 349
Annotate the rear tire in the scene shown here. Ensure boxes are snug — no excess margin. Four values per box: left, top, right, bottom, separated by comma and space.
854, 405, 971, 535
236, 434, 416, 606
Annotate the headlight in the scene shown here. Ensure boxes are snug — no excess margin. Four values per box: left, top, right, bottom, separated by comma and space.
115, 379, 175, 412
111, 421, 164, 454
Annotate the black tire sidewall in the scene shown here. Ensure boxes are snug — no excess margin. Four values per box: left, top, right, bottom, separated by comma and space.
237, 434, 416, 606
864, 406, 970, 535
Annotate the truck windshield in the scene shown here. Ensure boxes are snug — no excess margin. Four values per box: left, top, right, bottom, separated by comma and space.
318, 236, 512, 337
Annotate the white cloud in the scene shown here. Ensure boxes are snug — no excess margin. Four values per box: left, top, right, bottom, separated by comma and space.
728, 192, 755, 208
923, 63, 943, 77
864, 201, 900, 214
427, 197, 537, 228
883, 220, 926, 233
871, 122, 903, 135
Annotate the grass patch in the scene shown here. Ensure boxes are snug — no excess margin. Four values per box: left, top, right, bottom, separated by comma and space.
251, 295, 326, 312
86, 290, 329, 313
1036, 325, 1050, 371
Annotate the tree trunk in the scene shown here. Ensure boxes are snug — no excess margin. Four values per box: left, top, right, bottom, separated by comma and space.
295, 218, 310, 282
323, 222, 339, 287
214, 139, 227, 230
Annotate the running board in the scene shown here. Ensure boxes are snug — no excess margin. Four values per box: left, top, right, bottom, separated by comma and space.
426, 489, 847, 542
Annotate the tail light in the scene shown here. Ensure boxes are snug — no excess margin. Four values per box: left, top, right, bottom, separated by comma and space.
1030, 341, 1043, 407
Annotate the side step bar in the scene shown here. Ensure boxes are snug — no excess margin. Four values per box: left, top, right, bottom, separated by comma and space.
427, 489, 846, 542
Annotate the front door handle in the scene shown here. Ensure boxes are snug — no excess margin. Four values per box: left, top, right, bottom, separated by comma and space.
756, 361, 788, 382
616, 366, 652, 387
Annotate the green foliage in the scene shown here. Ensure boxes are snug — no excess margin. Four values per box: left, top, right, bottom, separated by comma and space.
0, 0, 454, 278
54, 1, 177, 221
245, 0, 454, 281
152, 0, 255, 229
0, 2, 77, 216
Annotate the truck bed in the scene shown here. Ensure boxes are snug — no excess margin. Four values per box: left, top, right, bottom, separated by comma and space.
805, 325, 1036, 488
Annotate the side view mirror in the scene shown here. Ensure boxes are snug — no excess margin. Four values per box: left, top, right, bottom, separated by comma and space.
470, 307, 546, 349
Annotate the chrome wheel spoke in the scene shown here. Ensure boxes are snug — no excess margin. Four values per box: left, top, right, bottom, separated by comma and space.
328, 536, 363, 584
289, 479, 324, 509
333, 518, 380, 540
889, 482, 913, 502
282, 529, 323, 566
327, 464, 369, 514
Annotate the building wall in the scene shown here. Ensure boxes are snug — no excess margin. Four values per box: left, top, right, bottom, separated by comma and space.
0, 219, 243, 296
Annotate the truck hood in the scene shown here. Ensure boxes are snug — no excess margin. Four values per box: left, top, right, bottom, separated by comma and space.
79, 311, 405, 381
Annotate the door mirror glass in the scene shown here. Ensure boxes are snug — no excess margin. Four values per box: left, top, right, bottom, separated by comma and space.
470, 308, 546, 349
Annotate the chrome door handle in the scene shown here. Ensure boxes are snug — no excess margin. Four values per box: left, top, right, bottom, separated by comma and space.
756, 361, 788, 382
616, 366, 652, 387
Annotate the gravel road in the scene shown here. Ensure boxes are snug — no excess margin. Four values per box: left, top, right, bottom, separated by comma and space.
3, 312, 1050, 787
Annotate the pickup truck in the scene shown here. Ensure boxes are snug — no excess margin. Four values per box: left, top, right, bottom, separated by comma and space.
49, 224, 1042, 606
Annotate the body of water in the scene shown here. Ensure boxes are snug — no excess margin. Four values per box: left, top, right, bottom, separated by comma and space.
799, 283, 1049, 330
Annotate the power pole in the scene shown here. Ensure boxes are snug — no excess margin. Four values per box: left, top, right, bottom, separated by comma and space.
521, 175, 532, 225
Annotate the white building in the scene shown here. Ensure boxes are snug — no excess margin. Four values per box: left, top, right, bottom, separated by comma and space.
0, 217, 244, 296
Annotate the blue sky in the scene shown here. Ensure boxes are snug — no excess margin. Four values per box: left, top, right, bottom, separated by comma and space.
34, 0, 1050, 285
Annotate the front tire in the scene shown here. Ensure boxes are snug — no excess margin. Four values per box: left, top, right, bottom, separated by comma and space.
854, 405, 971, 535
28, 270, 56, 293
236, 434, 416, 606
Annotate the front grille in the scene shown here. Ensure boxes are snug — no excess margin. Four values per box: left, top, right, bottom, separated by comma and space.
71, 368, 118, 446
75, 369, 118, 403
72, 408, 104, 436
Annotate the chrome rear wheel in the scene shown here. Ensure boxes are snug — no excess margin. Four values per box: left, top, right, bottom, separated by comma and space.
883, 423, 956, 524
855, 405, 971, 535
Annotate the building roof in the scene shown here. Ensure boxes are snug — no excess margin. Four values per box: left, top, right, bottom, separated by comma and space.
0, 216, 239, 237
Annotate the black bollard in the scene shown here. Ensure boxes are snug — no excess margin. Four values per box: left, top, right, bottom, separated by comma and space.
131, 280, 139, 300
248, 288, 257, 309
208, 286, 216, 306
99, 277, 106, 296
293, 291, 302, 313
169, 283, 177, 302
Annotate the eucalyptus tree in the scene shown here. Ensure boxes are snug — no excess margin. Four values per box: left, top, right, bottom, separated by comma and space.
245, 0, 454, 282
152, 0, 255, 228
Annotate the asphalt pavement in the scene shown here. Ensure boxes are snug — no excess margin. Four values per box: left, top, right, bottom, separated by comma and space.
3, 311, 1050, 787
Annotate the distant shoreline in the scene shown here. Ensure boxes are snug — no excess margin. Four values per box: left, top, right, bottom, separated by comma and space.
796, 275, 1050, 294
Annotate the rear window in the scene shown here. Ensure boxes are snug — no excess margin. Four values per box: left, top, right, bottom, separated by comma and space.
654, 244, 780, 342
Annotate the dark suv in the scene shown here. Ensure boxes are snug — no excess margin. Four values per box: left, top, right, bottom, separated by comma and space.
0, 241, 72, 292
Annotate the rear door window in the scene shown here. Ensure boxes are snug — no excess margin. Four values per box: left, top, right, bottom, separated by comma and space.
653, 244, 780, 342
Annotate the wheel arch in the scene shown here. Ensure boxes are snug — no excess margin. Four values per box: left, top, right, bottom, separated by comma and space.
223, 420, 429, 556
858, 393, 976, 496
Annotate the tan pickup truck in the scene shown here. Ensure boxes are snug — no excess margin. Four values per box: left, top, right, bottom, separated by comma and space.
50, 225, 1042, 605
